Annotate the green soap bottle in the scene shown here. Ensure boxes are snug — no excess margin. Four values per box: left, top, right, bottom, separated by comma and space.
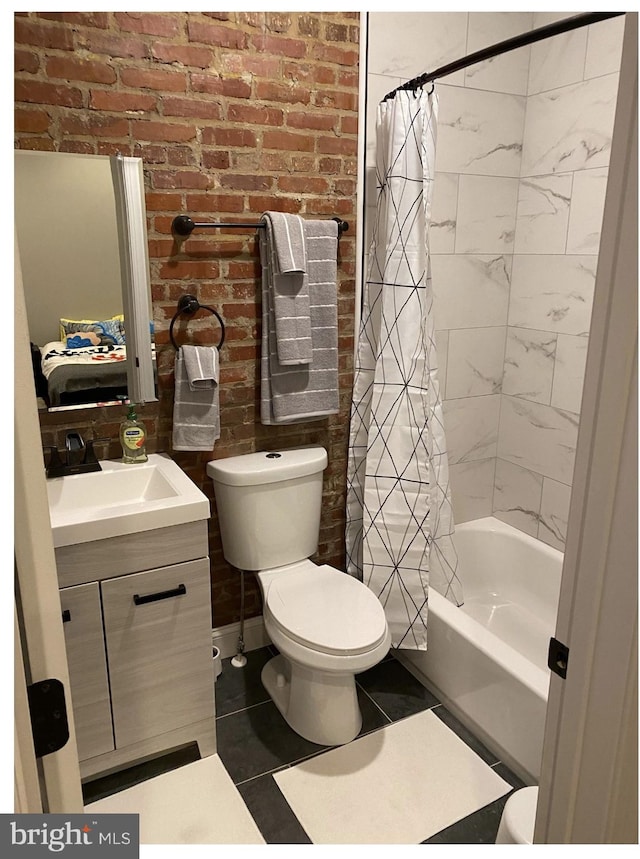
120, 403, 148, 464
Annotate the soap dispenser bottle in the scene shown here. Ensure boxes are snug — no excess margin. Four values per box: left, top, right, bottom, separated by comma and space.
120, 403, 148, 464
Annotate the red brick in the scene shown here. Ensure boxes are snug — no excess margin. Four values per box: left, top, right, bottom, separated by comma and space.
298, 15, 321, 38
60, 114, 130, 138
159, 260, 220, 279
120, 67, 187, 92
76, 31, 148, 60
188, 19, 247, 49
247, 195, 301, 214
277, 176, 330, 194
37, 12, 109, 28
287, 110, 336, 131
250, 33, 307, 59
219, 174, 273, 192
227, 103, 283, 127
14, 18, 74, 51
152, 42, 213, 68
130, 120, 197, 142
161, 96, 221, 120
90, 90, 157, 112
14, 107, 51, 133
201, 127, 257, 148
186, 194, 246, 214
14, 49, 39, 74
263, 129, 314, 152
220, 54, 281, 79
114, 12, 181, 38
190, 74, 251, 100
15, 78, 83, 108
255, 80, 310, 105
317, 135, 357, 156
153, 170, 210, 190
202, 151, 231, 170
46, 56, 116, 85
311, 42, 359, 66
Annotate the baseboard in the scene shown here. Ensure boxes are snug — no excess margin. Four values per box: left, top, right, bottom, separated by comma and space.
211, 615, 270, 660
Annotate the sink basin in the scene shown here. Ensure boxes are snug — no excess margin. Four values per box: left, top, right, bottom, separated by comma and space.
47, 453, 210, 548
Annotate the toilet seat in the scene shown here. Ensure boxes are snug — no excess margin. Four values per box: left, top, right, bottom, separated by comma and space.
264, 563, 388, 656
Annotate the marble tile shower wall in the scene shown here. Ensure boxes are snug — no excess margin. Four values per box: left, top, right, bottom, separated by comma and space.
365, 12, 624, 550
496, 12, 624, 548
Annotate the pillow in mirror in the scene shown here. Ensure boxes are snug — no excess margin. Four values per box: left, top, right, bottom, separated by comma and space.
59, 317, 125, 348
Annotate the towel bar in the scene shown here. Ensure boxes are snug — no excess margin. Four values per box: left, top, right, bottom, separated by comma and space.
169, 294, 225, 351
172, 215, 349, 238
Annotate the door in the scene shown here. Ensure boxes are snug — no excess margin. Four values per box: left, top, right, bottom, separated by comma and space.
14, 230, 84, 812
59, 583, 114, 761
101, 560, 214, 749
534, 12, 638, 844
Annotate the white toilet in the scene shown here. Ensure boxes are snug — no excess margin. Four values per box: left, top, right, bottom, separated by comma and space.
496, 786, 538, 844
207, 446, 391, 746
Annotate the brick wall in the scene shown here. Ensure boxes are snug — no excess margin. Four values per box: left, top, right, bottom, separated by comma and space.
15, 11, 360, 628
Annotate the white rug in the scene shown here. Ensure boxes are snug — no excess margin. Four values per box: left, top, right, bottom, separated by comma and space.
85, 754, 265, 845
274, 709, 511, 844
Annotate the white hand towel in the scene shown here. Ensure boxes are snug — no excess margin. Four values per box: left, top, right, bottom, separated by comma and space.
172, 346, 220, 451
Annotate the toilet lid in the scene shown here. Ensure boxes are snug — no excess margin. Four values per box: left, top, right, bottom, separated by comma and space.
265, 564, 388, 655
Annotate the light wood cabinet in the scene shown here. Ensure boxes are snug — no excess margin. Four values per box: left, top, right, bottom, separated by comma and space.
56, 522, 216, 780
59, 582, 113, 761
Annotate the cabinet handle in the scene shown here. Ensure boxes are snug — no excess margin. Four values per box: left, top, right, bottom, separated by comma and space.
133, 584, 187, 606
62, 609, 71, 623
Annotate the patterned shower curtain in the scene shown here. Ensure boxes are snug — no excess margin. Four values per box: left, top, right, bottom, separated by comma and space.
346, 88, 463, 651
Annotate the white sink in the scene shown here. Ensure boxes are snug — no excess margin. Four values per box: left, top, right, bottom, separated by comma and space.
47, 453, 210, 548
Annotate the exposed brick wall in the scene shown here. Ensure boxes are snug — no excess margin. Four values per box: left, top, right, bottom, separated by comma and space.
15, 11, 360, 628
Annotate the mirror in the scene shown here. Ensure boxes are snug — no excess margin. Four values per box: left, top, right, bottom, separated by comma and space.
14, 150, 157, 411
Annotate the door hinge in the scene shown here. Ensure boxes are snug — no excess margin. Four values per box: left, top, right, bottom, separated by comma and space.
548, 637, 569, 679
27, 678, 70, 758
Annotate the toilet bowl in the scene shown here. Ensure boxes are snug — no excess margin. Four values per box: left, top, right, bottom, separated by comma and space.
206, 447, 391, 746
496, 786, 538, 844
258, 561, 391, 745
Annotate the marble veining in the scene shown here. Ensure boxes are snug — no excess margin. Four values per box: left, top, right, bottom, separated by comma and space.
503, 328, 557, 404
436, 87, 526, 177
497, 395, 578, 484
431, 254, 511, 330
508, 255, 597, 336
514, 174, 572, 254
455, 175, 519, 254
520, 74, 619, 176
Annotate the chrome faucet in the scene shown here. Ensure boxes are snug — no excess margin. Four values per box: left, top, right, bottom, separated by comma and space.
44, 433, 110, 478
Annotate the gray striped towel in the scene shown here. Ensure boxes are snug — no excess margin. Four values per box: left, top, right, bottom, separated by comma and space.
172, 345, 220, 451
260, 218, 340, 425
262, 211, 312, 365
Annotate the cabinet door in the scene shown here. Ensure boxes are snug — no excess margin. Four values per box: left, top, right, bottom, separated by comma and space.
59, 583, 114, 761
101, 559, 214, 749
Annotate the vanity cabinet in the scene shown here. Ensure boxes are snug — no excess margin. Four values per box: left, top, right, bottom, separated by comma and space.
56, 520, 216, 779
59, 583, 113, 761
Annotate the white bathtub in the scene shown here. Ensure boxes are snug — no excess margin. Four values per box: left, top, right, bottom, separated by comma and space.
396, 516, 563, 784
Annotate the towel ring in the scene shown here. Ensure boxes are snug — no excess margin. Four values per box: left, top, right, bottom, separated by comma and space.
169, 294, 225, 351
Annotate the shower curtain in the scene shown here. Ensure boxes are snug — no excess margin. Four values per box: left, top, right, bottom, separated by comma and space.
346, 88, 463, 650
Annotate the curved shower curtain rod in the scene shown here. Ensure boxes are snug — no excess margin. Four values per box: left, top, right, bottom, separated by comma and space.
382, 11, 626, 102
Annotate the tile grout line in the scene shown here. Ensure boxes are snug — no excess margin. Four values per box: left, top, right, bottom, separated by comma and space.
216, 698, 272, 721
355, 681, 394, 724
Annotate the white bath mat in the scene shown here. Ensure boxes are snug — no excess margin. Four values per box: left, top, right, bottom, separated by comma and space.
85, 754, 264, 844
274, 709, 511, 844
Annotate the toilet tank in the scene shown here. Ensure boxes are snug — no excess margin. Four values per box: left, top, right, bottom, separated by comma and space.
206, 446, 328, 571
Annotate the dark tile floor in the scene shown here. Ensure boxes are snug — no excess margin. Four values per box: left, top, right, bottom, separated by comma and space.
83, 645, 526, 844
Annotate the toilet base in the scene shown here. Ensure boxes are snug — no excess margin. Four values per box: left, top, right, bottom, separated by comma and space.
496, 786, 538, 844
262, 654, 362, 746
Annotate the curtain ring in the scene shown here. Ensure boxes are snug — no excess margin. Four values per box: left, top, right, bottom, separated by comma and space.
427, 81, 435, 95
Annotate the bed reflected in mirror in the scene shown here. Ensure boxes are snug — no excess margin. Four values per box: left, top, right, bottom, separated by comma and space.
14, 150, 157, 412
